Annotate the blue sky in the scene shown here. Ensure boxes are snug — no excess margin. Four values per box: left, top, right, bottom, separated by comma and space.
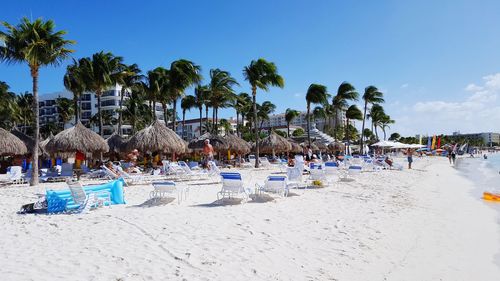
2, 0, 500, 136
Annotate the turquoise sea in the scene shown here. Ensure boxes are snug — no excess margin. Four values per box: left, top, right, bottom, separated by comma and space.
456, 153, 500, 266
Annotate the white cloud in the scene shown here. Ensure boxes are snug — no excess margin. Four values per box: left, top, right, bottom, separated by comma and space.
400, 83, 409, 89
391, 73, 500, 136
293, 92, 303, 98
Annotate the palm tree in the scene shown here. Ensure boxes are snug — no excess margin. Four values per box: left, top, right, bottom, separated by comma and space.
168, 59, 202, 131
55, 97, 74, 129
305, 84, 328, 145
345, 105, 363, 155
258, 101, 276, 129
379, 114, 395, 140
332, 82, 358, 129
80, 52, 124, 136
312, 106, 326, 124
208, 68, 239, 133
360, 86, 384, 154
369, 104, 385, 140
122, 87, 147, 134
235, 93, 252, 137
16, 92, 35, 133
180, 95, 196, 139
243, 59, 284, 168
144, 67, 168, 122
63, 59, 86, 123
218, 118, 232, 136
284, 108, 300, 138
116, 63, 141, 135
0, 17, 74, 186
194, 85, 209, 135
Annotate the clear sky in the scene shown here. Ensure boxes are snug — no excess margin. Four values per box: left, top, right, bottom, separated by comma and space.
2, 0, 500, 136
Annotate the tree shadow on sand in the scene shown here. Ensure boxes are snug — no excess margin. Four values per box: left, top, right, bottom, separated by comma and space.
128, 197, 176, 208
191, 198, 244, 207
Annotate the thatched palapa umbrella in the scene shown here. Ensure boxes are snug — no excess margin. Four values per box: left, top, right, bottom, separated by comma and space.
301, 142, 319, 151
188, 132, 228, 152
224, 134, 251, 155
11, 127, 46, 156
127, 121, 185, 154
40, 132, 54, 152
328, 141, 345, 152
0, 127, 27, 156
259, 132, 292, 158
312, 141, 328, 152
46, 122, 109, 157
106, 133, 127, 154
288, 139, 302, 153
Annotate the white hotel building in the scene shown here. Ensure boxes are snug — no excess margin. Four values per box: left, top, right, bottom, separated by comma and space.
39, 85, 163, 138
260, 110, 348, 131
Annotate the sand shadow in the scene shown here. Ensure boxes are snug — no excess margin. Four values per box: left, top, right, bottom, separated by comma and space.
191, 198, 244, 207
339, 178, 355, 182
129, 197, 176, 208
248, 194, 275, 203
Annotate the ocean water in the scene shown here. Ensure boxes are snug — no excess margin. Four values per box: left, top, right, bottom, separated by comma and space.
456, 153, 500, 266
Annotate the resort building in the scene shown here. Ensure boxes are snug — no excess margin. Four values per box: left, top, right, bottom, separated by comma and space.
174, 117, 240, 140
39, 85, 163, 138
450, 132, 500, 147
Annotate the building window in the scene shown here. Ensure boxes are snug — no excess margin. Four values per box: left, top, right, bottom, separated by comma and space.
102, 90, 116, 97
81, 102, 91, 110
101, 100, 118, 107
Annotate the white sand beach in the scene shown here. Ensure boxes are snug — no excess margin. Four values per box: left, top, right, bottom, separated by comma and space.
0, 157, 499, 281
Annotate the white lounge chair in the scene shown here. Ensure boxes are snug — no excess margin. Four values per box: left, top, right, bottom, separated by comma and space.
208, 161, 221, 177
0, 166, 26, 185
178, 161, 209, 179
286, 166, 306, 189
116, 166, 148, 185
151, 181, 188, 204
67, 180, 111, 213
217, 172, 249, 202
256, 175, 289, 197
309, 167, 328, 187
259, 157, 271, 168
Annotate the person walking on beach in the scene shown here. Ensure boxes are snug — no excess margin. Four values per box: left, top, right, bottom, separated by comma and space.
406, 148, 414, 169
450, 143, 457, 165
203, 139, 214, 168
447, 146, 453, 164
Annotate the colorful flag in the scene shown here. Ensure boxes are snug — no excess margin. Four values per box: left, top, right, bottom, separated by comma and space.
419, 135, 422, 145
427, 136, 432, 150
431, 135, 436, 150
437, 136, 441, 148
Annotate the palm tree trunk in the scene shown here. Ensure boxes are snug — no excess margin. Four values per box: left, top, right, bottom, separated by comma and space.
360, 101, 368, 154
118, 88, 125, 135
205, 105, 209, 133
306, 103, 311, 145
287, 122, 290, 138
162, 103, 168, 125
74, 94, 79, 124
199, 107, 203, 136
30, 67, 40, 186
172, 99, 177, 131
374, 124, 379, 140
345, 118, 350, 155
236, 111, 239, 137
182, 110, 186, 140
97, 92, 103, 136
383, 127, 387, 140
252, 87, 259, 168
152, 97, 157, 121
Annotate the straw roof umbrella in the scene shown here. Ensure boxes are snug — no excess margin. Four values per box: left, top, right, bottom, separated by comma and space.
312, 141, 328, 152
127, 120, 186, 154
188, 132, 228, 152
10, 127, 45, 156
301, 142, 319, 151
328, 141, 345, 152
0, 127, 27, 156
40, 132, 54, 151
224, 134, 251, 155
288, 139, 302, 153
106, 133, 127, 154
46, 122, 109, 157
259, 132, 292, 157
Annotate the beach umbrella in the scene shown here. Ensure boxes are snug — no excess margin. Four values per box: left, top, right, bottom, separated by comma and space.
10, 127, 46, 156
106, 133, 127, 154
260, 132, 292, 156
188, 132, 228, 152
46, 122, 109, 157
327, 141, 345, 152
312, 141, 328, 152
0, 127, 28, 156
223, 134, 251, 155
371, 140, 395, 147
288, 139, 302, 153
127, 120, 186, 154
